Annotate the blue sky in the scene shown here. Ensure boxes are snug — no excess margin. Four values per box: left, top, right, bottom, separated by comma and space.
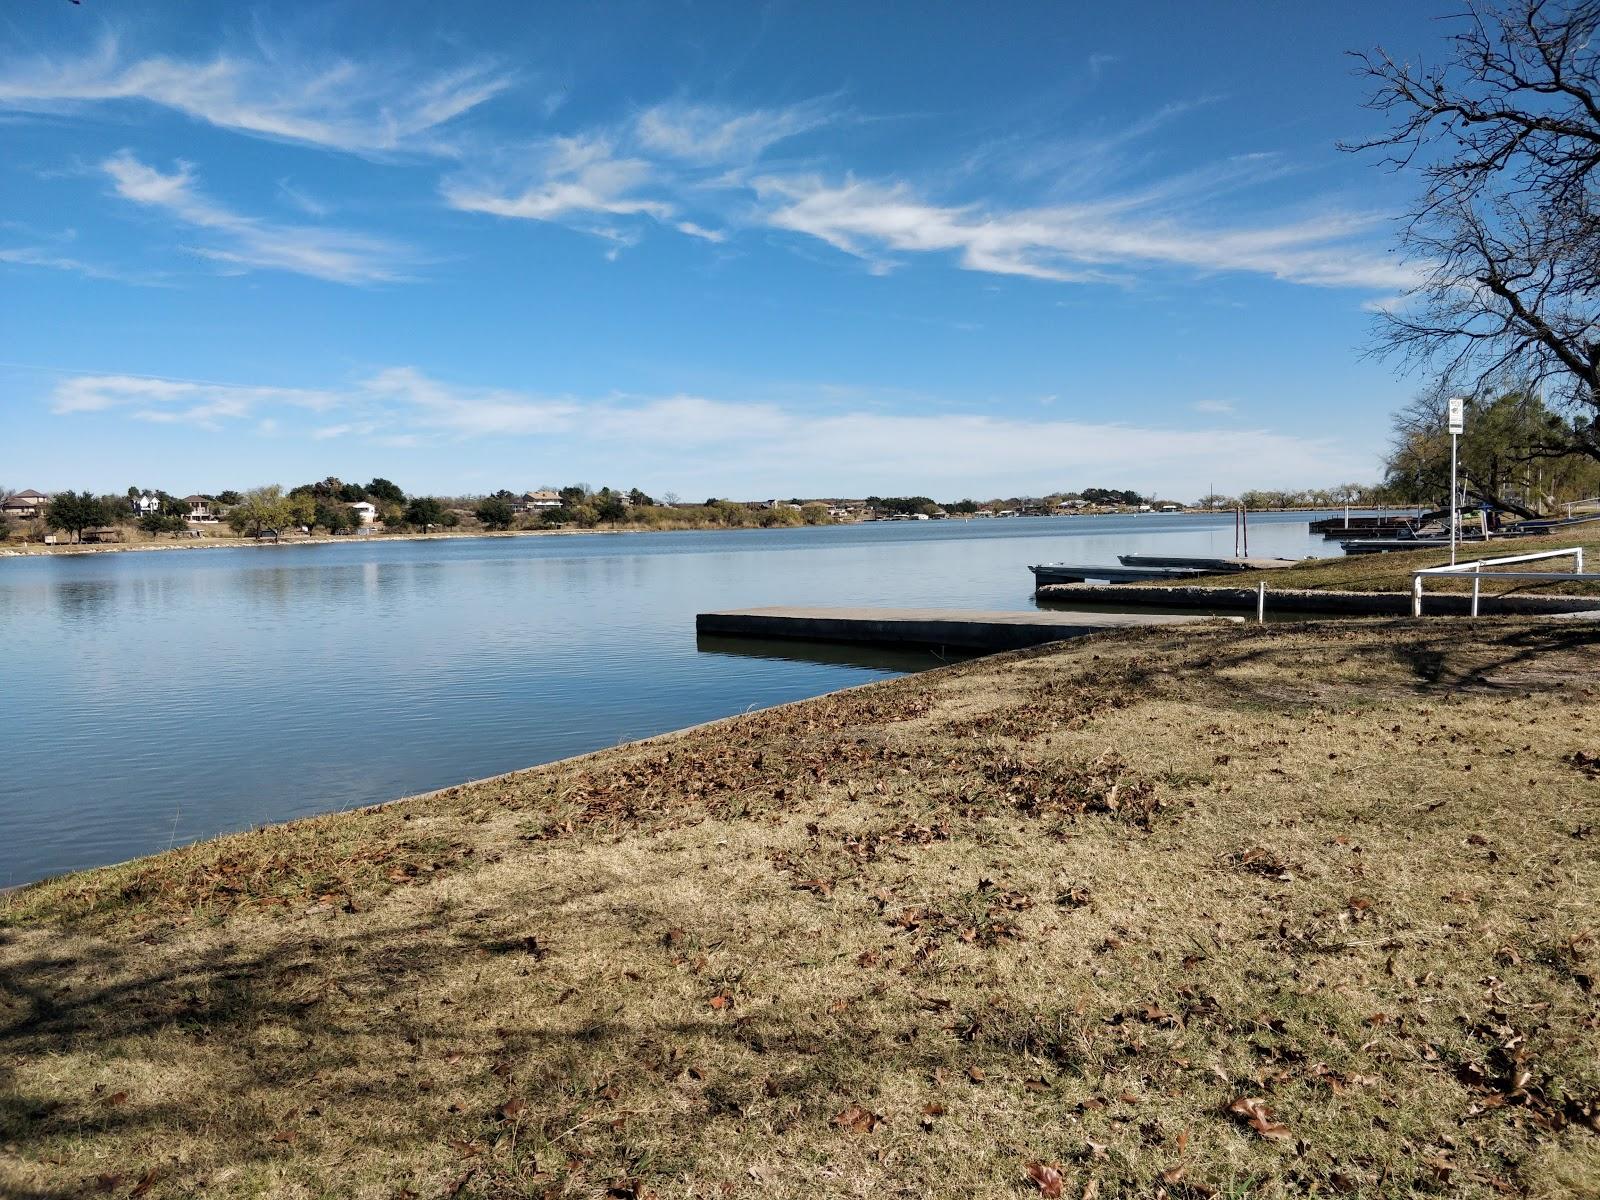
1, 2, 1447, 500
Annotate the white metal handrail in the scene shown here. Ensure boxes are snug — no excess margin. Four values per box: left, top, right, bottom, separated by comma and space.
1412, 546, 1589, 616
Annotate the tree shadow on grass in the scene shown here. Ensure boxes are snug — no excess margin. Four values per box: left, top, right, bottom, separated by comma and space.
0, 913, 925, 1198
1121, 621, 1600, 711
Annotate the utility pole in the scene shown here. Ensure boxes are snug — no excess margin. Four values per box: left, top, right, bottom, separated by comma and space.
1447, 396, 1465, 565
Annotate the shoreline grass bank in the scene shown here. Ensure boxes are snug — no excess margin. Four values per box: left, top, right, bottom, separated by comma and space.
3, 619, 1598, 1197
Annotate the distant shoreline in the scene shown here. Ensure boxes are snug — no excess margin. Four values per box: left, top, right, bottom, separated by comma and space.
0, 522, 722, 559
0, 507, 1379, 562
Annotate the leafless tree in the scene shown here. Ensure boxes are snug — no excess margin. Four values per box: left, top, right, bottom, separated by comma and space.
1347, 1, 1600, 461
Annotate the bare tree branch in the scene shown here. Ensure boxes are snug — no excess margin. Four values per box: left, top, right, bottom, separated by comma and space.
1348, 0, 1600, 463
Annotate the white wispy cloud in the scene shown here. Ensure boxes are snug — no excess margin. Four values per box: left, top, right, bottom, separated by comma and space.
439, 98, 830, 246
0, 244, 164, 284
44, 367, 1373, 495
50, 372, 339, 431
442, 134, 673, 225
674, 220, 727, 243
103, 150, 414, 283
7, 33, 1411, 300
0, 36, 510, 156
359, 367, 581, 436
752, 174, 1418, 290
1087, 52, 1121, 79
633, 98, 828, 165
1191, 399, 1236, 415
437, 91, 1414, 296
276, 179, 332, 218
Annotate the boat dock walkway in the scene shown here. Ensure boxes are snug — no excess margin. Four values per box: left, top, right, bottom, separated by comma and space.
696, 606, 1230, 652
1117, 554, 1300, 571
1030, 563, 1210, 584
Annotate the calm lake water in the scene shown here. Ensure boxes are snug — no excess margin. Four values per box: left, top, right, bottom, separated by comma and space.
1, 512, 1352, 885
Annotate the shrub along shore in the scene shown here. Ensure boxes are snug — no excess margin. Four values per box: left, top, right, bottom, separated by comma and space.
3, 619, 1598, 1198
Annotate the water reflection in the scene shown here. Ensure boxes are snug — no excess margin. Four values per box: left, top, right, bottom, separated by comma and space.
48, 578, 118, 622
695, 634, 974, 672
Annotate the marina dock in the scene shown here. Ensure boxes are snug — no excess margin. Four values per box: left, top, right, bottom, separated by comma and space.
696, 606, 1229, 652
1116, 553, 1300, 571
1029, 563, 1211, 584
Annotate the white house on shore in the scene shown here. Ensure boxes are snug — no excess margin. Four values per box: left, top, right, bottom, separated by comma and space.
349, 501, 379, 525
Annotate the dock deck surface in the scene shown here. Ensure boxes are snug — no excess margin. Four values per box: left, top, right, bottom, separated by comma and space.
1117, 554, 1300, 571
696, 606, 1225, 651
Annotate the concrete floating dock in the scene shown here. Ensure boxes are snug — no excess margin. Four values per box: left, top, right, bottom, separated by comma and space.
1117, 553, 1300, 572
696, 606, 1229, 652
1029, 563, 1210, 584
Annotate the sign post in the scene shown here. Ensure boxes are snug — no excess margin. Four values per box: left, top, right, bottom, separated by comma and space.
1447, 397, 1465, 565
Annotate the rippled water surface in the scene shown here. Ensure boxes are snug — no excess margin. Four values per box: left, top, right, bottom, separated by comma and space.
1, 512, 1351, 883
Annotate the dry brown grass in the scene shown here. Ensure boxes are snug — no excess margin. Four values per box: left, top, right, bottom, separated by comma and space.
3, 620, 1599, 1199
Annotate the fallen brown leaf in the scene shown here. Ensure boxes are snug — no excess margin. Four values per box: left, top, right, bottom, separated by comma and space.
1227, 1095, 1290, 1140
833, 1103, 883, 1134
1025, 1161, 1065, 1197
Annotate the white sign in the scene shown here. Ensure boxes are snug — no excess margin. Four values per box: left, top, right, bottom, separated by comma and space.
1447, 396, 1465, 435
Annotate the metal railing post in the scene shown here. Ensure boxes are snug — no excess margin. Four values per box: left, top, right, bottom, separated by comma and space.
1412, 545, 1588, 620
1257, 581, 1265, 624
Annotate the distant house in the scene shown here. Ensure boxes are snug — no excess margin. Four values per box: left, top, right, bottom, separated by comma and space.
518, 490, 562, 511
131, 491, 161, 516
183, 495, 218, 523
349, 501, 379, 525
1, 489, 49, 518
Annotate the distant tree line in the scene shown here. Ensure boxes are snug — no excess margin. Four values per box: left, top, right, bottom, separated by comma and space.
1380, 386, 1600, 515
